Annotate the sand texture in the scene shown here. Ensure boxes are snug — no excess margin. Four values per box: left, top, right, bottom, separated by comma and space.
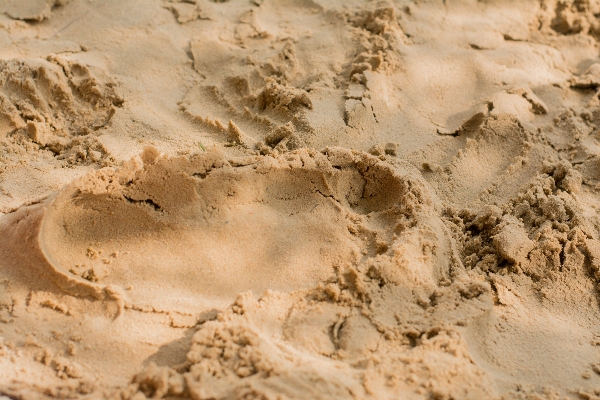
3, 0, 600, 398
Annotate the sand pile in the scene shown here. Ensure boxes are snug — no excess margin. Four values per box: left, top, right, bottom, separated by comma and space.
3, 0, 600, 398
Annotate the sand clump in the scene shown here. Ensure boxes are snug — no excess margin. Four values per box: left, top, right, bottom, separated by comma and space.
4, 0, 600, 399
0, 57, 122, 157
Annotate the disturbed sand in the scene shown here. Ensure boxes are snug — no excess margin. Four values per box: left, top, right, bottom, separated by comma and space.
2, 0, 600, 398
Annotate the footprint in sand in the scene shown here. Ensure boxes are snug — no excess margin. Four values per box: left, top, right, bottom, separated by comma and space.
10, 147, 439, 313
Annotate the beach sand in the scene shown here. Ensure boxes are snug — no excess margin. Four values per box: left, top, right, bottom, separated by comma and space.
2, 0, 600, 398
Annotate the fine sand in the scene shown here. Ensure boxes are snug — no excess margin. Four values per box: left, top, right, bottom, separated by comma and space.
2, 0, 600, 398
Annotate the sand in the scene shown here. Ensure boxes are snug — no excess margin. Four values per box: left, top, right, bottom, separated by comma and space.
1, 0, 600, 398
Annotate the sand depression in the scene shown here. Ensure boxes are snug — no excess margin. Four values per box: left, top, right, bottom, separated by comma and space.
1, 147, 448, 315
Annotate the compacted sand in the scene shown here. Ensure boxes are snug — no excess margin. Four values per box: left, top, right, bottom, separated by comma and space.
2, 0, 600, 398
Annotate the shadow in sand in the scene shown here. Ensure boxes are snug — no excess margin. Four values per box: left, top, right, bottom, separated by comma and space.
144, 327, 197, 368
143, 308, 219, 369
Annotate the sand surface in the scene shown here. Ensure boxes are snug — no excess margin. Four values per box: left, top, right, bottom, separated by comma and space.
2, 0, 600, 398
